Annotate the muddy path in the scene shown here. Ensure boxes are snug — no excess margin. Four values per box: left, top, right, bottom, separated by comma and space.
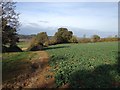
25, 51, 55, 88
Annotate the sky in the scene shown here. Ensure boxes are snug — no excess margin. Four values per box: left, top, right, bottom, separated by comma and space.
16, 2, 118, 37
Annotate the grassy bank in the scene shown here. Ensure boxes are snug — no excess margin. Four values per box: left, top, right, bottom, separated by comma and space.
2, 51, 41, 82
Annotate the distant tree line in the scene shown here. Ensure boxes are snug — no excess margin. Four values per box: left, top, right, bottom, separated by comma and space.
27, 27, 119, 51
27, 28, 78, 51
77, 35, 119, 43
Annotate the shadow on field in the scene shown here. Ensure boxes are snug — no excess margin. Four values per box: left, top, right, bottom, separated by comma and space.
117, 51, 120, 74
44, 46, 70, 50
67, 51, 120, 88
2, 45, 23, 53
2, 59, 47, 86
2, 60, 32, 82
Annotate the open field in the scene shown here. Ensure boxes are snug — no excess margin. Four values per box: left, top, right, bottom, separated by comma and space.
2, 41, 120, 88
2, 1, 119, 89
45, 42, 120, 88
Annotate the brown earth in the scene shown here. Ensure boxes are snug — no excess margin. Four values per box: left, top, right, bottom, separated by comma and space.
24, 51, 56, 88
2, 51, 56, 89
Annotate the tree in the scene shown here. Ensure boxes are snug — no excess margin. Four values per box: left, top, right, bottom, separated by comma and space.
54, 28, 73, 43
27, 32, 48, 51
35, 32, 48, 45
92, 35, 100, 42
48, 37, 57, 45
1, 1, 19, 47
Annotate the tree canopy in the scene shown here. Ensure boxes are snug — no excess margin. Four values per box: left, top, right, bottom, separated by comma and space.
27, 32, 48, 51
54, 28, 73, 44
1, 1, 19, 47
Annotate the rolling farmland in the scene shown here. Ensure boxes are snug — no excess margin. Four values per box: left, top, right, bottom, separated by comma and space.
46, 42, 120, 88
2, 41, 120, 88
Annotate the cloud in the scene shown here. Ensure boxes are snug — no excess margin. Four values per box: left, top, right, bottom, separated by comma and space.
39, 20, 49, 23
17, 2, 118, 37
28, 23, 40, 26
19, 24, 57, 35
18, 24, 118, 38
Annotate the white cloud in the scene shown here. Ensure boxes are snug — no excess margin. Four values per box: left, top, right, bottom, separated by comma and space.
17, 2, 118, 37
20, 12, 117, 33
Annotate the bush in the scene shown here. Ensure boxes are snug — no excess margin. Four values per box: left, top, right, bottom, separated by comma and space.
48, 38, 57, 45
35, 32, 48, 44
92, 35, 100, 42
27, 32, 48, 51
100, 38, 119, 42
78, 38, 91, 43
44, 41, 49, 47
54, 28, 73, 44
69, 36, 78, 43
27, 43, 43, 51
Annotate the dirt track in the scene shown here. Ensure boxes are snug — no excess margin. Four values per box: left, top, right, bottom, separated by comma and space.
2, 51, 55, 89
25, 51, 55, 88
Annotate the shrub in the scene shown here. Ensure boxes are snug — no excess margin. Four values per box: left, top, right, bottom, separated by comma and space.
29, 45, 43, 51
44, 41, 49, 47
27, 42, 43, 51
48, 37, 57, 45
100, 38, 119, 42
78, 38, 91, 43
92, 35, 100, 42
35, 32, 48, 44
27, 32, 48, 51
69, 36, 78, 43
54, 28, 73, 44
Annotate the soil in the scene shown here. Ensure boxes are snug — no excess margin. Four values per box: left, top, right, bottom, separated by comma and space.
2, 51, 56, 89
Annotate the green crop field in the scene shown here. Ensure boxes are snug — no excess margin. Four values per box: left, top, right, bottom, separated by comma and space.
46, 42, 120, 88
2, 41, 120, 88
